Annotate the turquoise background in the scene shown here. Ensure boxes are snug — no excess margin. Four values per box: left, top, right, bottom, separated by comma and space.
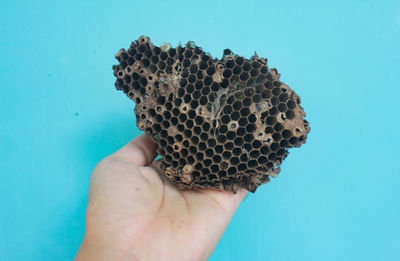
1, 0, 400, 260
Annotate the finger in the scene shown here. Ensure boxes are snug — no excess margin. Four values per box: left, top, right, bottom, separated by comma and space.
112, 134, 157, 166
201, 188, 248, 216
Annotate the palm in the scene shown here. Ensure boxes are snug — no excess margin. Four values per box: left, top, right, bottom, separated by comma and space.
83, 135, 247, 261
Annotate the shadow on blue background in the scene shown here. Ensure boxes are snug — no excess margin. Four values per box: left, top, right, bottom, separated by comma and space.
1, 0, 400, 260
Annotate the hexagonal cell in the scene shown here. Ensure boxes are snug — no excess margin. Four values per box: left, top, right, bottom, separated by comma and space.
205, 148, 214, 157
218, 124, 228, 134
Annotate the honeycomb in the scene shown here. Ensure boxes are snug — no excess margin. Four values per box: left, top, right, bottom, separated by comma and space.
112, 36, 310, 193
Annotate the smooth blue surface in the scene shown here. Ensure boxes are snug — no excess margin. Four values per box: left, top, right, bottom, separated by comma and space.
1, 0, 400, 260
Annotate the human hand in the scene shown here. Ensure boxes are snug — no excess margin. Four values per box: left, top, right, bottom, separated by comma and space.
75, 134, 248, 261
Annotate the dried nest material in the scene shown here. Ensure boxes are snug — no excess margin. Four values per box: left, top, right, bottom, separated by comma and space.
112, 36, 310, 193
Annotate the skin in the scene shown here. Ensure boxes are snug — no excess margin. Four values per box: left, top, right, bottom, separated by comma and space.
75, 134, 248, 261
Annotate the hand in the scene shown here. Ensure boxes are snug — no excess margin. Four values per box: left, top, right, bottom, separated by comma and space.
75, 134, 248, 261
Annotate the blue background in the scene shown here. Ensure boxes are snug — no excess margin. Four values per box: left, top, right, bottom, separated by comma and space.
1, 0, 400, 260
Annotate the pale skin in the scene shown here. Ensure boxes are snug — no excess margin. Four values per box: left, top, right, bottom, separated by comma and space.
75, 134, 248, 261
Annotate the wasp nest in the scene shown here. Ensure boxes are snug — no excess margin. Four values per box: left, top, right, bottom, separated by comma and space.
113, 36, 310, 193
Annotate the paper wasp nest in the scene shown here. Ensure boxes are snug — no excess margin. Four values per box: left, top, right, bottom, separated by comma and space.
113, 36, 310, 192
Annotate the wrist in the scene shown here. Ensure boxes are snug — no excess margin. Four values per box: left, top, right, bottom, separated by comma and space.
75, 232, 137, 261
